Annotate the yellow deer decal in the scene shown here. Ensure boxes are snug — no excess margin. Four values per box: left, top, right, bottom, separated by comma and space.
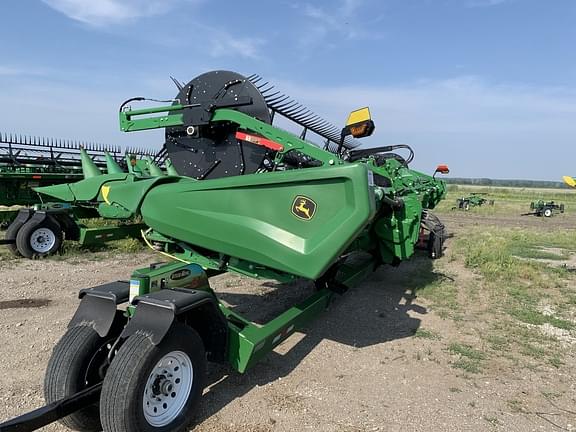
295, 199, 312, 219
292, 196, 316, 220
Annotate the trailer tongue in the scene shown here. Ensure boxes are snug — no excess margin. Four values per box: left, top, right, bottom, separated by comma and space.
1, 70, 449, 432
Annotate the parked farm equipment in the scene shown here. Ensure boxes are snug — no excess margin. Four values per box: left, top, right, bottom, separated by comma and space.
0, 70, 449, 432
0, 132, 155, 206
454, 193, 494, 210
0, 134, 169, 257
563, 176, 576, 188
524, 200, 565, 217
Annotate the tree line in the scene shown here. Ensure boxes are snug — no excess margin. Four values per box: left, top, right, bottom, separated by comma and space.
444, 178, 570, 189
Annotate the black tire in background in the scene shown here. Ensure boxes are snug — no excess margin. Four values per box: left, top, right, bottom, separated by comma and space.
15, 216, 62, 258
428, 229, 445, 259
44, 325, 107, 432
100, 323, 206, 432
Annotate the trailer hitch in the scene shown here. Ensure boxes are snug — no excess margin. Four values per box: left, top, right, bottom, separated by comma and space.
0, 383, 101, 432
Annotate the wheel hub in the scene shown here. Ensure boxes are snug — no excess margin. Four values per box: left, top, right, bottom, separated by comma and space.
29, 227, 56, 253
143, 350, 193, 427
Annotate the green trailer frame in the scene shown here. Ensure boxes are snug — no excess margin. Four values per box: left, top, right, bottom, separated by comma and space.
1, 202, 145, 258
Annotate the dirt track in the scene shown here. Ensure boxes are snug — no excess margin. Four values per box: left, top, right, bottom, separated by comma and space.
0, 213, 575, 431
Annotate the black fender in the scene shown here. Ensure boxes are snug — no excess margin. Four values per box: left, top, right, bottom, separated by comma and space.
121, 288, 229, 362
69, 281, 130, 337
4, 208, 34, 242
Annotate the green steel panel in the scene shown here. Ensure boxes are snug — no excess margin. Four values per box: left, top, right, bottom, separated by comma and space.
139, 164, 375, 280
78, 223, 145, 245
225, 288, 333, 373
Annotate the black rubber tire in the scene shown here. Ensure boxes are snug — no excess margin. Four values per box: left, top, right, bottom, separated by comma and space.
100, 323, 206, 432
544, 208, 553, 218
15, 216, 62, 258
44, 325, 106, 432
4, 220, 22, 256
428, 229, 445, 259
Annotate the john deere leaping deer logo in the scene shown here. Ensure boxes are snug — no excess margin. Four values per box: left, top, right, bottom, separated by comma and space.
291, 196, 317, 220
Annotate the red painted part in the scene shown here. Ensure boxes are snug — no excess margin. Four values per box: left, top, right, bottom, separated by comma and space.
435, 164, 450, 174
235, 131, 284, 151
417, 227, 427, 247
32, 175, 42, 179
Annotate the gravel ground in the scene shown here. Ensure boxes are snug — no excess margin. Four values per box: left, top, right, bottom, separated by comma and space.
0, 214, 575, 431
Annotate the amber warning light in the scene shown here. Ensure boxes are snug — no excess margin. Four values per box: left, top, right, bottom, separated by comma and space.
345, 107, 375, 139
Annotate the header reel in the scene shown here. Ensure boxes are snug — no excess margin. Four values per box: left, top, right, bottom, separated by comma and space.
120, 70, 363, 180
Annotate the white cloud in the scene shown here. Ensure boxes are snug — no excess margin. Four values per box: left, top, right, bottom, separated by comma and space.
40, 0, 263, 58
0, 65, 50, 77
297, 0, 384, 49
208, 32, 265, 60
0, 66, 23, 76
41, 0, 192, 26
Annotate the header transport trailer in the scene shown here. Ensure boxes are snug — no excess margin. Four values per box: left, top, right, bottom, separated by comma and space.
0, 134, 172, 257
0, 70, 449, 432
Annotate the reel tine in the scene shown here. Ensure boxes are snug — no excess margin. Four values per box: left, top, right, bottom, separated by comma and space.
266, 94, 290, 105
261, 90, 281, 99
259, 85, 275, 94
274, 100, 299, 111
250, 76, 263, 85
284, 105, 307, 116
170, 76, 184, 91
247, 74, 261, 82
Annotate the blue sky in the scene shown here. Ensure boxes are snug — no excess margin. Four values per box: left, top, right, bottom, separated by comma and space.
0, 0, 574, 180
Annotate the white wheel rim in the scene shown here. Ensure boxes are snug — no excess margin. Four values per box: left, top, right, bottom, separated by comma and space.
29, 227, 56, 253
143, 350, 193, 427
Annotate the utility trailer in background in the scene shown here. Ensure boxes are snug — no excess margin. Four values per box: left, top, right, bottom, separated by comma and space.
525, 200, 565, 217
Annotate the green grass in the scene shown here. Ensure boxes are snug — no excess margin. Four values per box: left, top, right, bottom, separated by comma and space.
448, 342, 485, 360
549, 356, 563, 368
448, 225, 576, 371
448, 342, 485, 374
453, 358, 482, 374
414, 275, 461, 319
519, 342, 547, 358
506, 306, 574, 330
414, 328, 442, 340
509, 245, 568, 261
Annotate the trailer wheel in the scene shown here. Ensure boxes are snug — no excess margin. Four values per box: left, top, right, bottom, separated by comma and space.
544, 208, 553, 217
464, 201, 470, 211
100, 323, 206, 432
15, 216, 62, 258
44, 325, 109, 432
